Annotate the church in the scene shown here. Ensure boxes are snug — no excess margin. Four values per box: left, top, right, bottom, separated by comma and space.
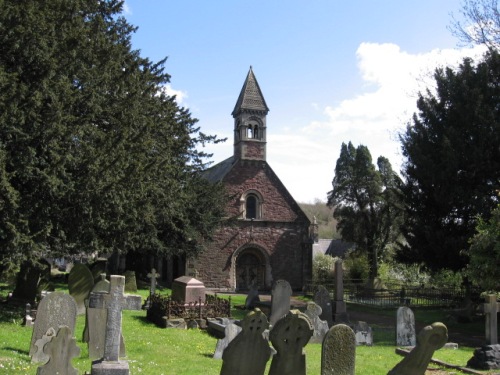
192, 67, 313, 291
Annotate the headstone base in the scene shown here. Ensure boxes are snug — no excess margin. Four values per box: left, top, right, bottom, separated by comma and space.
91, 359, 130, 375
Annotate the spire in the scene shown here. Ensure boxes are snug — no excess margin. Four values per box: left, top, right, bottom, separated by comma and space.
232, 67, 269, 117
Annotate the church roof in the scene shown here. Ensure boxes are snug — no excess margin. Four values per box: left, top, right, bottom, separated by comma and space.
202, 156, 235, 183
232, 67, 269, 117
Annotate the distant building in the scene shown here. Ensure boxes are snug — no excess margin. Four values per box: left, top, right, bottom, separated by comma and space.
191, 67, 313, 291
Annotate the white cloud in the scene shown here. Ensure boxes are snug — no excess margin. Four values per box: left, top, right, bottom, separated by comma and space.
162, 84, 188, 105
270, 43, 487, 203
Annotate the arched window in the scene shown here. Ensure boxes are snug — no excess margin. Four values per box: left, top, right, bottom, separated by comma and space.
241, 190, 263, 220
246, 195, 257, 219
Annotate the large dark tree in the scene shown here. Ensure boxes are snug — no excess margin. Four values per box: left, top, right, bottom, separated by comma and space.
0, 0, 227, 268
397, 50, 500, 274
327, 142, 404, 282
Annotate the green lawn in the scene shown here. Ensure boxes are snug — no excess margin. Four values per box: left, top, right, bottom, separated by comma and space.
0, 287, 494, 375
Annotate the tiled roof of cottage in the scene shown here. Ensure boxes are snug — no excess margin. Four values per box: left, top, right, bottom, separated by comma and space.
232, 67, 269, 117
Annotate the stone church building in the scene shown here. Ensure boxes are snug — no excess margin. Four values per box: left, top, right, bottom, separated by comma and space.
192, 68, 313, 291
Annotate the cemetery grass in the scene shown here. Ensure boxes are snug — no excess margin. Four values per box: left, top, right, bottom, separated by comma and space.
0, 286, 493, 375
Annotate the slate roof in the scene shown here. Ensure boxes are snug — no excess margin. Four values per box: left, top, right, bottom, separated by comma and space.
313, 239, 355, 258
202, 156, 235, 183
232, 67, 269, 117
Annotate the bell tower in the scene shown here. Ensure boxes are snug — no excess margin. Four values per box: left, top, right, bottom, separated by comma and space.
232, 67, 269, 161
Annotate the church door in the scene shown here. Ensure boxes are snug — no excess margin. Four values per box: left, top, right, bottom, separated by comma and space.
236, 249, 265, 291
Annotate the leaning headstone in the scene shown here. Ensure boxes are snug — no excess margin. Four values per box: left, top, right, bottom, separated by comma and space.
269, 279, 292, 327
32, 327, 56, 363
314, 285, 333, 327
304, 301, 329, 343
213, 322, 242, 359
321, 324, 356, 375
353, 321, 373, 346
68, 263, 94, 315
220, 308, 271, 375
244, 282, 260, 309
332, 259, 348, 323
29, 292, 77, 358
396, 306, 416, 346
123, 270, 137, 292
388, 322, 448, 375
36, 326, 80, 375
90, 275, 142, 375
269, 310, 313, 375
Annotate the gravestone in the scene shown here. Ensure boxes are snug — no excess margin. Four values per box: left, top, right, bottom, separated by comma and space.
244, 282, 260, 309
220, 308, 271, 375
29, 292, 77, 358
304, 301, 329, 344
213, 322, 242, 359
353, 321, 373, 346
269, 310, 313, 375
24, 303, 34, 327
396, 306, 416, 346
483, 294, 499, 345
332, 259, 348, 323
321, 324, 356, 375
143, 268, 159, 310
32, 327, 56, 363
68, 263, 94, 315
90, 259, 107, 282
36, 326, 80, 375
123, 270, 137, 292
314, 285, 333, 327
84, 273, 110, 342
172, 276, 206, 304
90, 275, 142, 375
388, 322, 448, 375
269, 279, 292, 327
12, 260, 51, 303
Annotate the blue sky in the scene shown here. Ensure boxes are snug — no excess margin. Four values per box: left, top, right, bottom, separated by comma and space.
123, 0, 486, 203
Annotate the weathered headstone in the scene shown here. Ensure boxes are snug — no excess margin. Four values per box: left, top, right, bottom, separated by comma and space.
396, 306, 416, 347
172, 276, 206, 304
36, 326, 80, 375
269, 310, 313, 375
269, 279, 292, 327
333, 259, 348, 323
32, 327, 56, 363
123, 270, 137, 293
220, 308, 271, 375
304, 301, 329, 344
29, 292, 77, 358
388, 322, 448, 375
321, 323, 356, 375
353, 321, 373, 346
314, 285, 333, 327
68, 263, 95, 315
90, 275, 142, 375
244, 282, 260, 309
213, 322, 242, 359
482, 294, 499, 345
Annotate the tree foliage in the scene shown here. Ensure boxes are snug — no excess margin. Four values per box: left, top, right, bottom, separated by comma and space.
450, 0, 500, 49
0, 0, 227, 267
397, 50, 500, 273
327, 142, 404, 281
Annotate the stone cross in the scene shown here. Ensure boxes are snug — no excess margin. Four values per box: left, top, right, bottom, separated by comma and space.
88, 275, 142, 362
482, 294, 500, 345
36, 326, 80, 375
147, 268, 159, 295
333, 259, 348, 323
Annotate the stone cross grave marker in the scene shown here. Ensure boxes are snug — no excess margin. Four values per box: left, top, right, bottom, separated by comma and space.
482, 294, 500, 345
36, 326, 80, 375
269, 279, 292, 327
29, 292, 77, 359
143, 268, 160, 310
396, 306, 416, 346
89, 275, 142, 375
32, 327, 56, 363
388, 322, 448, 375
314, 285, 333, 327
220, 308, 272, 375
68, 263, 95, 315
321, 323, 356, 375
304, 301, 329, 344
269, 310, 313, 375
333, 259, 348, 323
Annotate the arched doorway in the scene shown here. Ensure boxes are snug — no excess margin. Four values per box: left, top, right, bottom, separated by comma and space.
235, 248, 266, 291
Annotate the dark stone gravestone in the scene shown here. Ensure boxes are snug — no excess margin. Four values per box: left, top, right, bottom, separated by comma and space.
90, 275, 142, 375
244, 283, 260, 309
36, 326, 80, 375
269, 310, 313, 375
269, 279, 292, 327
12, 260, 51, 303
172, 276, 206, 304
29, 292, 77, 359
333, 259, 348, 323
321, 324, 356, 375
90, 259, 108, 282
68, 263, 94, 315
123, 270, 137, 293
220, 308, 272, 375
388, 322, 448, 375
314, 285, 333, 327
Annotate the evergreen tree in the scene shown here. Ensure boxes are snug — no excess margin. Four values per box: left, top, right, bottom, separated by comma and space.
0, 0, 227, 267
397, 50, 500, 273
327, 142, 404, 282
